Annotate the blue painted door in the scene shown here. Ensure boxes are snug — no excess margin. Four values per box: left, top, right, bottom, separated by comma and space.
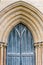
7, 23, 35, 65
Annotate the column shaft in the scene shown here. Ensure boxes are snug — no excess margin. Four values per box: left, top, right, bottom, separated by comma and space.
34, 43, 42, 65
42, 43, 43, 65
3, 46, 6, 65
37, 46, 42, 65
0, 42, 7, 65
0, 46, 1, 65
35, 46, 38, 65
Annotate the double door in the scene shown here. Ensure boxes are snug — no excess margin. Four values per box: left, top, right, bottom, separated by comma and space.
7, 24, 35, 65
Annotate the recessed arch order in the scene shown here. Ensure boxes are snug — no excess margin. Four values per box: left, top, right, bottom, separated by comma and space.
0, 1, 43, 44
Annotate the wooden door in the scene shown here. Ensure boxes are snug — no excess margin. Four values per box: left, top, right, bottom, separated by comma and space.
7, 23, 35, 65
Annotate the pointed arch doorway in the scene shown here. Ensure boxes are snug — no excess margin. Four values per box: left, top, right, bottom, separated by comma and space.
7, 23, 35, 65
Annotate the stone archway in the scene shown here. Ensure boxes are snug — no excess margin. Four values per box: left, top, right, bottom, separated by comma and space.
0, 1, 43, 65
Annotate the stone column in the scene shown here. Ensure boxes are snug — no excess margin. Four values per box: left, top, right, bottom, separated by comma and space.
3, 44, 7, 65
41, 43, 43, 65
0, 42, 4, 65
0, 42, 7, 65
0, 44, 1, 65
34, 42, 42, 65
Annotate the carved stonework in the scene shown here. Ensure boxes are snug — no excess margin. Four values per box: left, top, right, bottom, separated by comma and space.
34, 41, 43, 48
34, 41, 43, 65
0, 42, 7, 65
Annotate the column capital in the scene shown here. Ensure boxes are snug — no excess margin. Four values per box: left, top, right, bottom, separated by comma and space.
34, 41, 43, 48
0, 42, 7, 47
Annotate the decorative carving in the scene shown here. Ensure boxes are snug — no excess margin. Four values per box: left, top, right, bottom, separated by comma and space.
0, 42, 7, 47
34, 41, 43, 47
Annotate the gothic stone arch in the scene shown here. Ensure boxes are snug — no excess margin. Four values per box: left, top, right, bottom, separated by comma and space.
0, 1, 43, 65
